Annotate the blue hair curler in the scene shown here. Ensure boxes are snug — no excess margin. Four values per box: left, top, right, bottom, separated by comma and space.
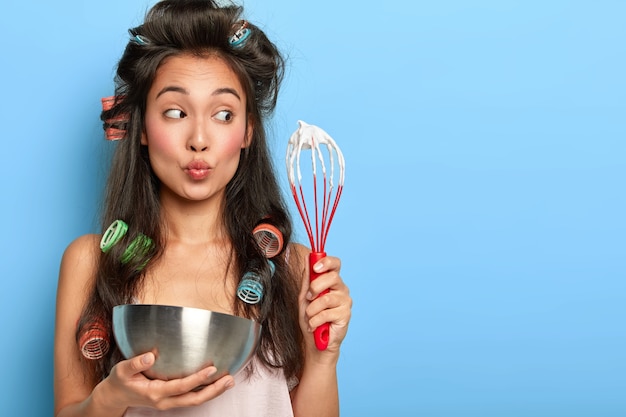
236, 261, 276, 305
132, 34, 150, 45
237, 272, 264, 304
229, 21, 251, 48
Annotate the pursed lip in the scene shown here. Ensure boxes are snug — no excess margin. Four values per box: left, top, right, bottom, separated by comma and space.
185, 160, 212, 180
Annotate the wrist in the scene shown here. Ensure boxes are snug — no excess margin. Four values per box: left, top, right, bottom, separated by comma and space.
304, 346, 340, 368
90, 378, 128, 416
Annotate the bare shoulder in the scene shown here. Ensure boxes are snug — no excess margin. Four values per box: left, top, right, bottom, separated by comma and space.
286, 242, 310, 270
57, 234, 101, 313
61, 234, 100, 266
288, 242, 310, 262
59, 234, 100, 287
285, 242, 310, 289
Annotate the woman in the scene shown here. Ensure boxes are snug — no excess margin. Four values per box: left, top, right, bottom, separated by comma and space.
54, 1, 352, 416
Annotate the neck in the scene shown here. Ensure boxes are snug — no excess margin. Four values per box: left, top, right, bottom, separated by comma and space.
159, 191, 229, 245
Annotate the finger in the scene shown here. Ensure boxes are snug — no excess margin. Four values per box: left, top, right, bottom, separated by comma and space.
158, 365, 220, 397
315, 300, 352, 325
307, 271, 346, 300
306, 296, 351, 330
158, 374, 235, 409
116, 352, 155, 379
309, 306, 351, 340
309, 283, 351, 316
193, 374, 235, 399
311, 255, 341, 275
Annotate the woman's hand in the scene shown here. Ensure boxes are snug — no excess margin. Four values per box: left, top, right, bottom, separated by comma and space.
94, 352, 234, 413
298, 254, 352, 360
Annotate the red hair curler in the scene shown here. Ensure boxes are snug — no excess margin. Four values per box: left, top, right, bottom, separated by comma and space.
101, 96, 129, 140
78, 319, 110, 360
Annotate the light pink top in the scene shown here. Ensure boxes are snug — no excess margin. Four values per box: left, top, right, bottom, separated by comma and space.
123, 358, 296, 417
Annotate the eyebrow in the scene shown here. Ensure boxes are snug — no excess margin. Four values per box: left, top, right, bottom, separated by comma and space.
155, 86, 241, 100
212, 87, 241, 101
156, 86, 188, 98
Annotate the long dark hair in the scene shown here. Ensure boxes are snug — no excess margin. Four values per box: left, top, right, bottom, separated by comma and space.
77, 0, 303, 381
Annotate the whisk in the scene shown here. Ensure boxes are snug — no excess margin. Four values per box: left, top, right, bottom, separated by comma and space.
286, 121, 345, 350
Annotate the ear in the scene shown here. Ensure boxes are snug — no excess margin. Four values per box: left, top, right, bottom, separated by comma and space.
140, 129, 148, 146
242, 115, 254, 148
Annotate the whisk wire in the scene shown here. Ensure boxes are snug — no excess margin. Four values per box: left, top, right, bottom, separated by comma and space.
287, 121, 345, 254
293, 182, 316, 251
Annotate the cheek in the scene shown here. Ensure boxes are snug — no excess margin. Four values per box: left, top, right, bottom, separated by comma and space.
143, 118, 177, 155
222, 124, 249, 154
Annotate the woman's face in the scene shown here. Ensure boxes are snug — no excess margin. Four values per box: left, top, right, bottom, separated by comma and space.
143, 53, 251, 204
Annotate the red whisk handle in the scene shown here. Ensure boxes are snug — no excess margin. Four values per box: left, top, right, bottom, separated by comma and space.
309, 251, 330, 350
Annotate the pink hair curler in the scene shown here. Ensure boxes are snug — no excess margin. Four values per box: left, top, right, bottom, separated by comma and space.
253, 223, 284, 258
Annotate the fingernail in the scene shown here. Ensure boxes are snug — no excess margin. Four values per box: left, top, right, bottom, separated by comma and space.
306, 291, 313, 300
142, 353, 152, 365
313, 262, 323, 272
225, 378, 235, 389
207, 367, 217, 378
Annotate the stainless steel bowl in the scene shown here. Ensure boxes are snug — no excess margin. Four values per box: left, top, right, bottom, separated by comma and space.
112, 304, 261, 383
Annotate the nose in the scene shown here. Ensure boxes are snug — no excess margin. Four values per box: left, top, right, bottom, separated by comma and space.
187, 120, 209, 152
190, 143, 208, 152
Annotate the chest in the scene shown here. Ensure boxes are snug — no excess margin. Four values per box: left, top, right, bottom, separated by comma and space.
137, 244, 238, 314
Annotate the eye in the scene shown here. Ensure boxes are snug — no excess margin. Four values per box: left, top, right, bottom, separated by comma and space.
214, 110, 233, 122
164, 109, 187, 119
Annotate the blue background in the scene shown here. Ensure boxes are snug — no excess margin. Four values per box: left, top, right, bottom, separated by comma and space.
1, 0, 624, 415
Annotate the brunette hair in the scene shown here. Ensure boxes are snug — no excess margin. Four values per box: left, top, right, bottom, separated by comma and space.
78, 0, 303, 381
